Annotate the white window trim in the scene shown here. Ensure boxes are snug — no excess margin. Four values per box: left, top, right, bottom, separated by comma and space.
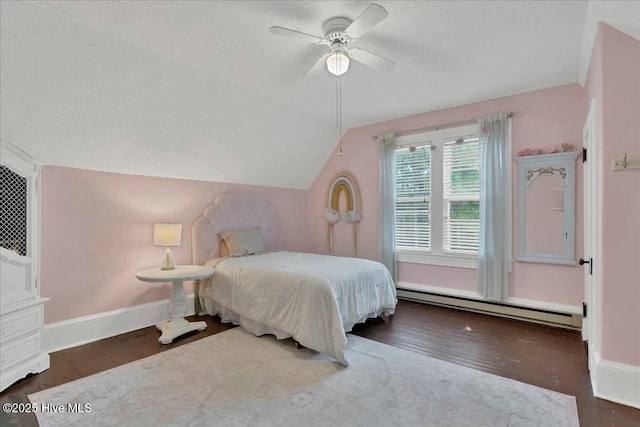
397, 249, 479, 269
395, 124, 480, 269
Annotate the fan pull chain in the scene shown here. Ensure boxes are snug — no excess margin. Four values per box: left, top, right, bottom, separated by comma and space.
336, 53, 344, 157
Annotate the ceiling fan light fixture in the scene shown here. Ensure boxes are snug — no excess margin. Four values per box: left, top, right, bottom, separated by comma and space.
326, 50, 350, 76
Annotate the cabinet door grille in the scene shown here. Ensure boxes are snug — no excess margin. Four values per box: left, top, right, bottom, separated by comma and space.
0, 165, 28, 257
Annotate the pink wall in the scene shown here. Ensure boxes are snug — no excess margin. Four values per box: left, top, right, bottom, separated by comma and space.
308, 84, 585, 307
585, 24, 640, 366
40, 166, 309, 324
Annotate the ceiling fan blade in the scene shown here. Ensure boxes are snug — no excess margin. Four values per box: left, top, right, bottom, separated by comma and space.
348, 48, 395, 72
305, 53, 331, 78
345, 4, 388, 39
269, 26, 327, 45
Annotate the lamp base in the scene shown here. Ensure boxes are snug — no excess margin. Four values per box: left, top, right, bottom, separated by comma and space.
160, 247, 176, 270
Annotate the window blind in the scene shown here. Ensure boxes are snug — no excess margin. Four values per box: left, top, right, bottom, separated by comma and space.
395, 145, 431, 250
443, 138, 480, 253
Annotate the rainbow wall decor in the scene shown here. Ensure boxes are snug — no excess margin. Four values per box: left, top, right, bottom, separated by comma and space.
323, 171, 362, 256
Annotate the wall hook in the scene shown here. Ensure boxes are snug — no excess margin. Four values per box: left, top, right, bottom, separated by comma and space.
613, 153, 639, 171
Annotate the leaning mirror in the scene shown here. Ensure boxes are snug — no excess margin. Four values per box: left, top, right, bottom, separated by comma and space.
516, 151, 580, 265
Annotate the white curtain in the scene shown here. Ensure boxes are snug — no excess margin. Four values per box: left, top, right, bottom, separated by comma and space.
379, 132, 397, 283
477, 113, 511, 300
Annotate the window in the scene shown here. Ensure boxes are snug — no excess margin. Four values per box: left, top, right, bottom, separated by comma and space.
442, 137, 480, 253
395, 124, 480, 268
395, 145, 431, 250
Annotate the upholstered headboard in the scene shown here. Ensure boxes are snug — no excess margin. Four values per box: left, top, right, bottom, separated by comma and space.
191, 194, 284, 265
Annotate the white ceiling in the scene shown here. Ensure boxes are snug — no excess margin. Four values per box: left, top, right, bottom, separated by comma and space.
1, 1, 639, 189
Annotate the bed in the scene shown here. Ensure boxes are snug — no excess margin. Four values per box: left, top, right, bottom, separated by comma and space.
192, 194, 397, 365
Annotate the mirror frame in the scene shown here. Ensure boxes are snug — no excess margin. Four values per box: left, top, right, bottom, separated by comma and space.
515, 151, 579, 265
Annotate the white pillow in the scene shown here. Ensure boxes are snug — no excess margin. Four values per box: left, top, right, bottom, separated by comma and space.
220, 227, 266, 257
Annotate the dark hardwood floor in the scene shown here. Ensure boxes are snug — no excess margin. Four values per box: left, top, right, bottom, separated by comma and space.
1, 299, 638, 426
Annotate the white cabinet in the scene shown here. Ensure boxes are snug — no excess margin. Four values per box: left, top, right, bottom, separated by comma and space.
1, 140, 49, 392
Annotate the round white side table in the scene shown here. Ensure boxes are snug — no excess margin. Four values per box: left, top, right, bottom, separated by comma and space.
136, 265, 214, 344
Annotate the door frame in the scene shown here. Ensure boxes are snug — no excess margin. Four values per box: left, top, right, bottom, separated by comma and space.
582, 98, 601, 374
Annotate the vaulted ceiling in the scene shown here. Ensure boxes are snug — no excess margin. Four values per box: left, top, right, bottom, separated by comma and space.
1, 1, 638, 189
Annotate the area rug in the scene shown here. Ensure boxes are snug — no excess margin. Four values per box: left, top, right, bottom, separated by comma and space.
29, 328, 579, 426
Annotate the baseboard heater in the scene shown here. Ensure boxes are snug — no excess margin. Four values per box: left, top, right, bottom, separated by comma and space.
397, 288, 582, 329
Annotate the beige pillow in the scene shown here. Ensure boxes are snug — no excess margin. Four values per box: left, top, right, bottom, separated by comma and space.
220, 227, 266, 257
219, 239, 230, 257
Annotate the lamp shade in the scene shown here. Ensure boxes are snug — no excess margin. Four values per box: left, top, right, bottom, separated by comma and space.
153, 223, 182, 247
326, 50, 350, 76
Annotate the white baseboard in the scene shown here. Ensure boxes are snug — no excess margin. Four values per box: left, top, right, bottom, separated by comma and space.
397, 282, 582, 328
43, 294, 196, 353
592, 349, 640, 409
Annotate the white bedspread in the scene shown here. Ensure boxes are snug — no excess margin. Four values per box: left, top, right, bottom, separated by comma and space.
198, 251, 397, 365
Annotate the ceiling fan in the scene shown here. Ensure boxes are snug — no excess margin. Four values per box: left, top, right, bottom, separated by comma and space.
269, 3, 395, 77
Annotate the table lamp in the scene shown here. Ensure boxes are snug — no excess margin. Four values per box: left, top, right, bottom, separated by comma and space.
153, 223, 182, 270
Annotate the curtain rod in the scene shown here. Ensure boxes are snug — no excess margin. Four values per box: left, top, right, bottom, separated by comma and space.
373, 112, 513, 140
